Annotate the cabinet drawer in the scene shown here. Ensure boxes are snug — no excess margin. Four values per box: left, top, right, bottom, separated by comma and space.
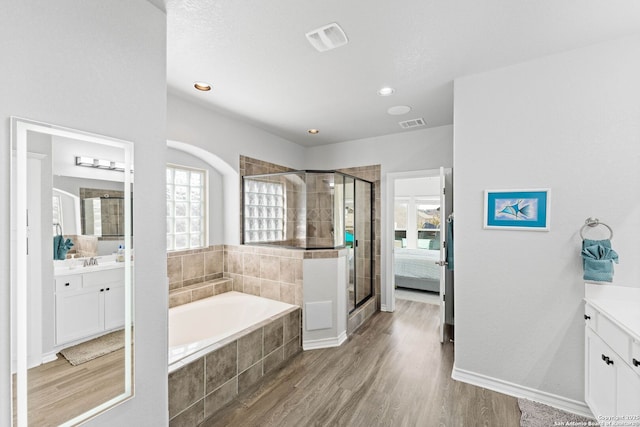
597, 314, 630, 362
83, 268, 123, 288
584, 304, 597, 330
55, 275, 82, 292
632, 340, 640, 373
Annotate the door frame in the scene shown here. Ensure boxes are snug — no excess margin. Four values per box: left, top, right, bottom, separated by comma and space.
383, 168, 443, 313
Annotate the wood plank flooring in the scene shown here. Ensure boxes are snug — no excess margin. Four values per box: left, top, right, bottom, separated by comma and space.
202, 299, 522, 427
12, 348, 126, 426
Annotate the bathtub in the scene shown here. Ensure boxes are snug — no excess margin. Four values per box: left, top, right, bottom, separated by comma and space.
168, 291, 298, 371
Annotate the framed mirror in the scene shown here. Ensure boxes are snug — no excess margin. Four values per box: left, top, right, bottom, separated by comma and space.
10, 117, 134, 426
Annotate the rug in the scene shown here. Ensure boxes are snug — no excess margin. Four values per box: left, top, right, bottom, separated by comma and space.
518, 398, 598, 427
59, 329, 125, 366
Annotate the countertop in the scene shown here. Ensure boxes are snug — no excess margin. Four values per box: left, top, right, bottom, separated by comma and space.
54, 256, 128, 277
584, 283, 640, 342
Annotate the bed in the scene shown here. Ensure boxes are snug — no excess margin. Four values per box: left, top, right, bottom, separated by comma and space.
394, 247, 441, 293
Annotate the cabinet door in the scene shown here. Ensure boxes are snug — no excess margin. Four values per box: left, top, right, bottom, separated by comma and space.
104, 285, 125, 331
617, 362, 640, 417
56, 288, 104, 345
586, 328, 616, 418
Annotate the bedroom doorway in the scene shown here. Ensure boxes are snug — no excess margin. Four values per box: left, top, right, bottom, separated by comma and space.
386, 168, 453, 343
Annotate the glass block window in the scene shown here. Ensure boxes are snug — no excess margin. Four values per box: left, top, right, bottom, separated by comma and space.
167, 164, 207, 251
244, 179, 284, 243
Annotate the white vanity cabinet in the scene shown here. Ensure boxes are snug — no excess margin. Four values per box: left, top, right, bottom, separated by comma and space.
584, 284, 640, 421
55, 267, 125, 345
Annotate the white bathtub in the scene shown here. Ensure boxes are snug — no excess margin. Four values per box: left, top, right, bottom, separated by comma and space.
168, 291, 297, 371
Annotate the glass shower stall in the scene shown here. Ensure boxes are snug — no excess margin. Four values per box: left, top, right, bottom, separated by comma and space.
242, 170, 373, 312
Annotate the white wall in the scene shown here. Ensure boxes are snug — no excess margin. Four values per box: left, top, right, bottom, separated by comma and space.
167, 93, 307, 244
304, 125, 453, 173
395, 176, 440, 197
453, 34, 640, 409
0, 1, 167, 425
167, 93, 306, 172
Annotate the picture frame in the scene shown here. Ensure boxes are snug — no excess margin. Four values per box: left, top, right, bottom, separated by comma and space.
484, 189, 550, 231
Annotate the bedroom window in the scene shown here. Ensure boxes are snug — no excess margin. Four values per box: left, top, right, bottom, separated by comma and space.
394, 197, 440, 249
394, 200, 408, 247
166, 164, 207, 251
416, 200, 440, 250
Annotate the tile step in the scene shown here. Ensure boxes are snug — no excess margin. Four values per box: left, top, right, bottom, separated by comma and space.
169, 278, 233, 308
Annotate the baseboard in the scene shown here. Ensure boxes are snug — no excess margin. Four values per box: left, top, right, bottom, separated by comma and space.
303, 331, 347, 350
41, 351, 59, 364
451, 365, 593, 419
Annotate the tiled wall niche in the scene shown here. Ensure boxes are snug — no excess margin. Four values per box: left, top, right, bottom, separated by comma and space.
168, 308, 302, 426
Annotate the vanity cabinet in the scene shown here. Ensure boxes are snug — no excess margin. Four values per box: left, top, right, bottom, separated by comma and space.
584, 301, 640, 420
55, 267, 125, 345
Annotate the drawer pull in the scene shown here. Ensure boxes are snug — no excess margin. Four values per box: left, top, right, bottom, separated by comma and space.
100, 289, 104, 292
106, 287, 110, 291
584, 315, 591, 320
65, 282, 70, 287
601, 354, 614, 365
634, 358, 639, 367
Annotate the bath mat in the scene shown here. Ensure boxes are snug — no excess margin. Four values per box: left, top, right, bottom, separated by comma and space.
60, 329, 124, 366
518, 398, 598, 427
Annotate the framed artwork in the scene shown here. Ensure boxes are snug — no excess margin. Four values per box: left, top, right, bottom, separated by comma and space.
484, 189, 550, 231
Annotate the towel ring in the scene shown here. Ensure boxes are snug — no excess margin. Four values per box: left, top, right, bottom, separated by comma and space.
580, 217, 613, 240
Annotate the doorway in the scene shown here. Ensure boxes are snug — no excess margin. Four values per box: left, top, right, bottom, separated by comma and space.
385, 168, 453, 343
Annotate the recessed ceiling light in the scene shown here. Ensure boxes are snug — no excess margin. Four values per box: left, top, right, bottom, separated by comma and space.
308, 129, 320, 135
194, 82, 211, 91
387, 105, 411, 115
377, 87, 395, 96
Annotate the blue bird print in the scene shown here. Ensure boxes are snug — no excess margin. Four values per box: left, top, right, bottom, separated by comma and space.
498, 200, 531, 219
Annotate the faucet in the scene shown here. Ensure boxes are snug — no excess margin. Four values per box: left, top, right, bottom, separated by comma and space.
83, 257, 98, 267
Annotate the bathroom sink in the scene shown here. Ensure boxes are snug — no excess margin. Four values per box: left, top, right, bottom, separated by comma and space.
53, 256, 126, 276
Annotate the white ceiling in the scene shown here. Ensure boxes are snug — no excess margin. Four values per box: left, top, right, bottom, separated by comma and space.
162, 0, 640, 147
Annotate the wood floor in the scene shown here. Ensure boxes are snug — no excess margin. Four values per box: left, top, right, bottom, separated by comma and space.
202, 299, 522, 427
12, 348, 126, 426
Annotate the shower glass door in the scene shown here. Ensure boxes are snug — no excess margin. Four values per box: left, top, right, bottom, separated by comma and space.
354, 179, 372, 307
344, 177, 355, 312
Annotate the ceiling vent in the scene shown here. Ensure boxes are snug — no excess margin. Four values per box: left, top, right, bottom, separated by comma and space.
399, 118, 426, 129
306, 23, 348, 52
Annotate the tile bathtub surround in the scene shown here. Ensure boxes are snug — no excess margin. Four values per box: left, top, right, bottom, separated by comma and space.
167, 245, 225, 290
223, 244, 304, 306
168, 308, 302, 426
65, 234, 98, 258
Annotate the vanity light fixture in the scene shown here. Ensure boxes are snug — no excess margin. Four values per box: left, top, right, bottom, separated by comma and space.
75, 156, 130, 172
194, 81, 212, 91
377, 86, 395, 96
308, 129, 320, 135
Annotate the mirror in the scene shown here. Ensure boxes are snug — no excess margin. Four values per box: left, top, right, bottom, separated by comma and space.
10, 118, 134, 426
